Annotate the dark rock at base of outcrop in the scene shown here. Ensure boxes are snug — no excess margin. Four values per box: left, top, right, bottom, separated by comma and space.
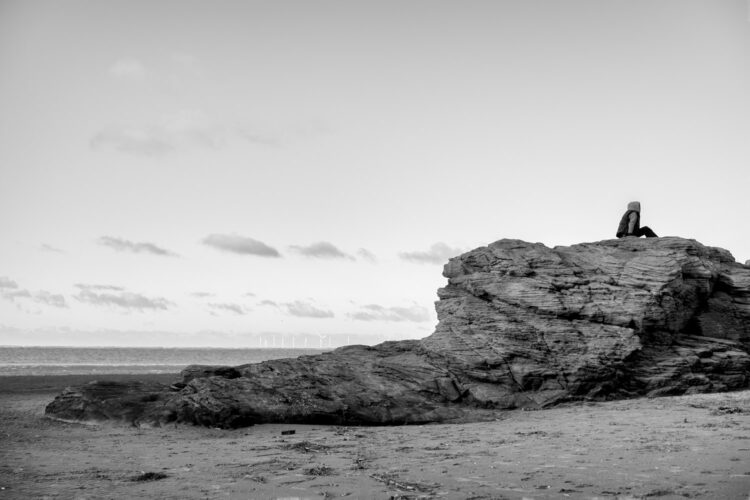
45, 380, 173, 424
46, 237, 750, 428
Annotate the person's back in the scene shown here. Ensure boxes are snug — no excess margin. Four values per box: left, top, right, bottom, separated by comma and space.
616, 201, 657, 238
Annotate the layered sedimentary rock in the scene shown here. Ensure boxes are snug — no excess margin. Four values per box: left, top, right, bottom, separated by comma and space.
46, 237, 750, 427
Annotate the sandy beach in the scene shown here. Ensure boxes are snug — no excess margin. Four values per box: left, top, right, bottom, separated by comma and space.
1, 375, 749, 500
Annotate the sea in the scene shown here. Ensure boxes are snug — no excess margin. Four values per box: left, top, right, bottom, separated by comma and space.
0, 346, 327, 376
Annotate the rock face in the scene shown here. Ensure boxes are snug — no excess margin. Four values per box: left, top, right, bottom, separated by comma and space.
46, 237, 750, 427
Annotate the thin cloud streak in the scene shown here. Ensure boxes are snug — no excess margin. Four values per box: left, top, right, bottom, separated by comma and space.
90, 109, 281, 157
284, 300, 334, 318
74, 284, 172, 312
207, 302, 248, 315
40, 244, 65, 254
33, 291, 68, 308
356, 248, 377, 263
98, 236, 179, 257
0, 277, 19, 290
75, 284, 125, 292
399, 242, 465, 265
109, 58, 147, 81
91, 127, 173, 156
202, 234, 281, 257
1, 289, 32, 301
289, 241, 353, 260
1, 277, 67, 308
348, 304, 431, 322
236, 127, 282, 147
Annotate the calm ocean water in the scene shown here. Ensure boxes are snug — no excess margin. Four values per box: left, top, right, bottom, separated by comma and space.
0, 346, 327, 376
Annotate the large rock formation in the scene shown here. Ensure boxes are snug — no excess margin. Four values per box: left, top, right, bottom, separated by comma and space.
46, 237, 750, 427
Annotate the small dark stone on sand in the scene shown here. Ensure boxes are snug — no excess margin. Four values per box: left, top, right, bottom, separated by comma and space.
131, 472, 168, 482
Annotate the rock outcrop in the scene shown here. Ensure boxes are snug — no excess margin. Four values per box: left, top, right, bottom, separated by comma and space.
46, 237, 750, 427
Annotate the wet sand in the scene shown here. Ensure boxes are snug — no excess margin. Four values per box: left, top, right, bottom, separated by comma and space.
1, 375, 749, 499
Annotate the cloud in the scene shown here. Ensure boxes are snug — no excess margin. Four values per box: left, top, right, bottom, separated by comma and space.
159, 109, 225, 149
190, 291, 215, 298
208, 302, 248, 315
289, 241, 353, 260
202, 234, 280, 257
98, 236, 179, 257
40, 244, 65, 254
348, 304, 431, 323
74, 285, 173, 312
0, 277, 19, 290
33, 291, 68, 308
109, 58, 147, 81
91, 127, 173, 156
284, 300, 334, 318
90, 108, 293, 157
356, 248, 377, 263
91, 109, 229, 157
75, 284, 125, 291
0, 277, 67, 308
399, 242, 465, 265
253, 298, 333, 317
236, 127, 281, 147
1, 289, 32, 301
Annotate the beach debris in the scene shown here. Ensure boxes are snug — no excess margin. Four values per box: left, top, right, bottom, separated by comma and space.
370, 472, 438, 493
643, 487, 677, 497
515, 430, 548, 437
304, 464, 335, 476
711, 406, 745, 415
333, 426, 368, 440
687, 403, 710, 409
243, 474, 267, 483
284, 440, 330, 453
131, 471, 168, 482
281, 429, 296, 435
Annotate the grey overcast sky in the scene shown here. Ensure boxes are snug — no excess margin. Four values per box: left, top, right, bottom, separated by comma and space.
1, 0, 748, 347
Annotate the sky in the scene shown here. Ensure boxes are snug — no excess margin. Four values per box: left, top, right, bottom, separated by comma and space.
1, 0, 748, 347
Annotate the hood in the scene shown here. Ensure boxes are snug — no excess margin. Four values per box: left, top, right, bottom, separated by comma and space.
627, 201, 641, 213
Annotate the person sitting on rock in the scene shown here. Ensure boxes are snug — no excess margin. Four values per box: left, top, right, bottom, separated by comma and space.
616, 201, 658, 238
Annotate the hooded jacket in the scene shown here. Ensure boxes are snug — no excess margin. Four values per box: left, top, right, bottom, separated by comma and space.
616, 201, 640, 237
